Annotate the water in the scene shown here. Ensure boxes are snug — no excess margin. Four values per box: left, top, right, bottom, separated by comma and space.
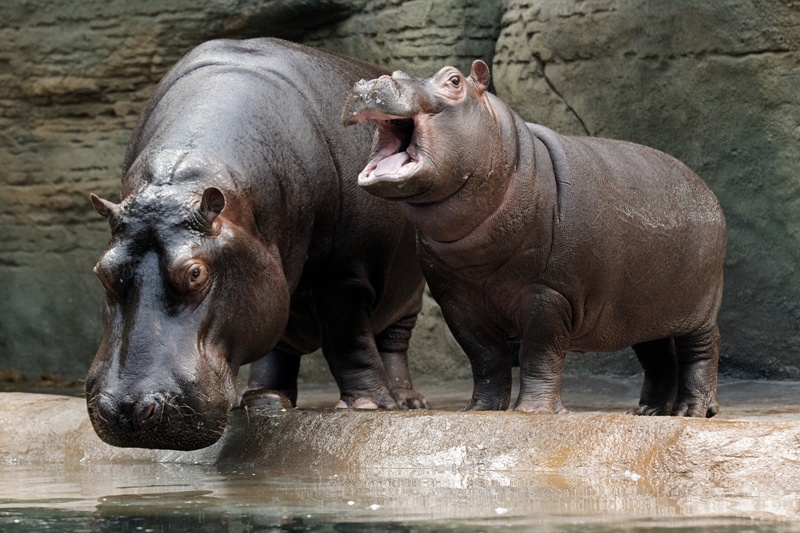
1, 462, 798, 532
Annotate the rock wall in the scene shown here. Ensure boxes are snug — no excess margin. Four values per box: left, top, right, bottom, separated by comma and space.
301, 0, 502, 75
1, 0, 798, 382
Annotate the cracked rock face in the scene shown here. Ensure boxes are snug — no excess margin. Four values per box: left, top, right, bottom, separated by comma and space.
493, 0, 800, 377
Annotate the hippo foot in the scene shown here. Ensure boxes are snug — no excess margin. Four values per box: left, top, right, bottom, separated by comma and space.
393, 387, 429, 410
672, 395, 719, 418
629, 403, 673, 416
240, 389, 294, 410
336, 398, 379, 409
334, 391, 400, 410
513, 399, 568, 414
459, 398, 509, 411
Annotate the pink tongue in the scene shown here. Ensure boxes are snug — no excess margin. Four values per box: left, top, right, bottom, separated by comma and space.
375, 151, 411, 176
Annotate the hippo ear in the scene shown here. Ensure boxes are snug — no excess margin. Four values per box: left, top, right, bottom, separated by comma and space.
90, 194, 120, 221
469, 60, 491, 93
197, 187, 226, 230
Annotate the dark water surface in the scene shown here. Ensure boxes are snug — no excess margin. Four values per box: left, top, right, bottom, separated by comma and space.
1, 462, 797, 533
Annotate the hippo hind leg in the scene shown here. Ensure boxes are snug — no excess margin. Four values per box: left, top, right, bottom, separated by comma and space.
672, 324, 720, 418
375, 313, 429, 409
315, 280, 400, 410
246, 349, 301, 407
631, 337, 678, 416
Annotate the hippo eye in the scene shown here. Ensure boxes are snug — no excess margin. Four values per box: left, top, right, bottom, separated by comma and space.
449, 75, 461, 87
184, 262, 209, 292
94, 262, 124, 300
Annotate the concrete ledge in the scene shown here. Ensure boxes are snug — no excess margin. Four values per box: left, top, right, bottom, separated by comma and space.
4, 392, 800, 480
3, 391, 800, 523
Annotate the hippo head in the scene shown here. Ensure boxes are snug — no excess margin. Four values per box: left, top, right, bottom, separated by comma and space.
342, 60, 500, 204
86, 169, 289, 450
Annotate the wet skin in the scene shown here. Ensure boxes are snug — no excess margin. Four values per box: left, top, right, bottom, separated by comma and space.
343, 60, 726, 417
86, 38, 427, 451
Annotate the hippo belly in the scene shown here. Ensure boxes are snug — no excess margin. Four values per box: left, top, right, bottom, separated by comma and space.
536, 131, 727, 353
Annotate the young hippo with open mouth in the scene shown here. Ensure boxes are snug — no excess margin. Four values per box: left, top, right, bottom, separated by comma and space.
342, 61, 727, 417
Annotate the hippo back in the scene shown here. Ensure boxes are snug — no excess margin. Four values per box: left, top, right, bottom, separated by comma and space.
121, 38, 416, 326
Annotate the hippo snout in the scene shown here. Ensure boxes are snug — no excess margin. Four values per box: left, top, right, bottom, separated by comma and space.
93, 392, 165, 432
86, 383, 232, 450
342, 75, 428, 126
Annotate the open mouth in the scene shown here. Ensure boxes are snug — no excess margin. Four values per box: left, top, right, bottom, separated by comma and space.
358, 115, 422, 187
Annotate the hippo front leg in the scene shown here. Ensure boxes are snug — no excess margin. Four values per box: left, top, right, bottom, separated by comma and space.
246, 349, 301, 407
463, 349, 513, 411
376, 312, 429, 409
314, 280, 399, 410
513, 291, 572, 414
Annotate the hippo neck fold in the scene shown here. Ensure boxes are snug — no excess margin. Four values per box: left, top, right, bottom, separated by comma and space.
405, 94, 554, 275
401, 93, 519, 240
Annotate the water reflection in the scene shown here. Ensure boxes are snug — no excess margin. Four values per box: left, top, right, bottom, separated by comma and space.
1, 463, 799, 532
2, 507, 797, 532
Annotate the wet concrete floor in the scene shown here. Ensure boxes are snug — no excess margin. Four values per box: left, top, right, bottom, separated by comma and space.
2, 374, 800, 531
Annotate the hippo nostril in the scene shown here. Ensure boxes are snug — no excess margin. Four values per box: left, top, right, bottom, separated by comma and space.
94, 394, 119, 426
139, 402, 155, 422
135, 395, 163, 428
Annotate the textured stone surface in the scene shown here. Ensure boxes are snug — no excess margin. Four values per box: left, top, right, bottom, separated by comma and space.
493, 0, 800, 377
302, 0, 502, 75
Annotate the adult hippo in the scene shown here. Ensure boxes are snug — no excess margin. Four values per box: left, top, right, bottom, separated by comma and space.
343, 61, 726, 417
86, 38, 427, 451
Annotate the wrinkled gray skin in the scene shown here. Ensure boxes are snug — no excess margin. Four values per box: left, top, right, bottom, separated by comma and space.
86, 38, 427, 451
343, 61, 726, 417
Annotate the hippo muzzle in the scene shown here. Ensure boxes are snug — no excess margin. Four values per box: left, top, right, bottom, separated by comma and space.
341, 72, 435, 124
341, 72, 443, 199
343, 64, 492, 204
85, 369, 234, 451
84, 296, 238, 451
